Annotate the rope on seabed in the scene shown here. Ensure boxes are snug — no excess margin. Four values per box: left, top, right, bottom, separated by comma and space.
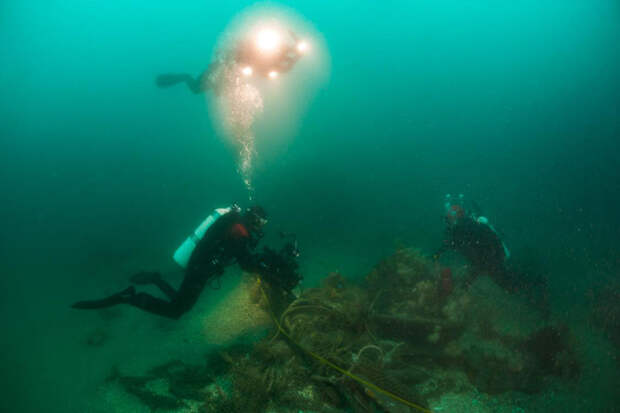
256, 278, 433, 413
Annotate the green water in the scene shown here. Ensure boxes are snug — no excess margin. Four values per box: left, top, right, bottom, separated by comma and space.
1, 1, 619, 411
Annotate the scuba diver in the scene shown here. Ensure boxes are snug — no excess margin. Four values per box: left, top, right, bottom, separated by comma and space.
72, 205, 301, 319
434, 194, 511, 285
155, 63, 215, 95
156, 27, 308, 94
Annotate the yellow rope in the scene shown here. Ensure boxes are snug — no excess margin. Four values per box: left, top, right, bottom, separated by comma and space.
257, 278, 432, 413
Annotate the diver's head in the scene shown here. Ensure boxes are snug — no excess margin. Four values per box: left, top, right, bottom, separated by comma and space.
444, 193, 467, 225
445, 204, 465, 226
244, 205, 268, 232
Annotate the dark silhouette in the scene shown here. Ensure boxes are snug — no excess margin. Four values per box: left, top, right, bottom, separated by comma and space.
72, 206, 301, 319
434, 196, 549, 314
156, 29, 306, 94
434, 195, 510, 285
436, 216, 508, 277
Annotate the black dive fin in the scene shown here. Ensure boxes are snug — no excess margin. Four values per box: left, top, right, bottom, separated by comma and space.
71, 286, 135, 309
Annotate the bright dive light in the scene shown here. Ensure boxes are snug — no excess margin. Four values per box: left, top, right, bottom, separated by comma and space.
255, 28, 281, 53
268, 70, 279, 79
241, 66, 253, 76
297, 41, 309, 53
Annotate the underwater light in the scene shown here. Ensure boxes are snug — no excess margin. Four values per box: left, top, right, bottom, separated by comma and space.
255, 28, 281, 54
268, 70, 279, 79
241, 66, 253, 76
297, 40, 309, 53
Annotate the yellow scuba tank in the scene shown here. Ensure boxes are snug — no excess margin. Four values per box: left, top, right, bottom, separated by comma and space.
173, 207, 232, 268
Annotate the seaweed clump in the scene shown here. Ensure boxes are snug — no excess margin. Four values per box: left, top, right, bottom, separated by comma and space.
522, 325, 580, 378
105, 246, 581, 412
362, 248, 580, 401
110, 360, 214, 411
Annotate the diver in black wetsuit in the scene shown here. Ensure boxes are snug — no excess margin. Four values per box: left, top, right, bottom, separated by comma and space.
155, 28, 307, 94
434, 194, 510, 285
155, 62, 216, 95
72, 205, 301, 319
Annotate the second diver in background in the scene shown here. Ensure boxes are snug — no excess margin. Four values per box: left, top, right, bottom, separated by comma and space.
434, 194, 511, 288
434, 195, 510, 278
434, 194, 550, 313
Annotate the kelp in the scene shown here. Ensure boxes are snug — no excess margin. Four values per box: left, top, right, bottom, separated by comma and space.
107, 247, 581, 412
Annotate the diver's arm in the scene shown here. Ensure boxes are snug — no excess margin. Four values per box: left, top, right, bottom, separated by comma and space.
236, 248, 265, 274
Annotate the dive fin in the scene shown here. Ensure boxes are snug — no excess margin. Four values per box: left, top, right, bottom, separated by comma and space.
71, 286, 135, 310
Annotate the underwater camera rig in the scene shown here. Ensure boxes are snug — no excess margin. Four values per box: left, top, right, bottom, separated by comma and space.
257, 235, 302, 293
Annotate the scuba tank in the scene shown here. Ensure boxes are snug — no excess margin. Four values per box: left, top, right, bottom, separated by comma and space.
173, 207, 233, 268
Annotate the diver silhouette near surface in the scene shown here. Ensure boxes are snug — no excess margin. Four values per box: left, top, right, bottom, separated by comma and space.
155, 28, 307, 94
72, 205, 301, 319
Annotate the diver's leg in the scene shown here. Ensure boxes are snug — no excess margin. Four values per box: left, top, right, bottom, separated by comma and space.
155, 73, 203, 94
127, 292, 185, 319
152, 278, 177, 300
73, 270, 213, 319
128, 269, 211, 319
72, 286, 187, 318
155, 73, 193, 88
185, 76, 203, 94
72, 286, 136, 309
130, 271, 177, 300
